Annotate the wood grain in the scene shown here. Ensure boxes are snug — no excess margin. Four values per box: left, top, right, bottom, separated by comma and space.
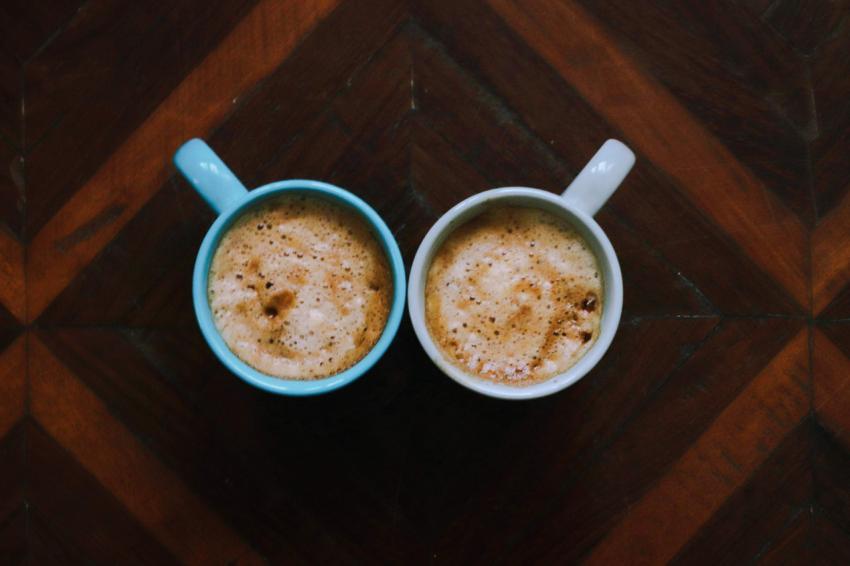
0, 507, 26, 566
22, 0, 257, 238
813, 423, 850, 560
28, 333, 262, 564
0, 423, 25, 533
810, 9, 850, 218
2, 0, 850, 562
0, 336, 25, 441
487, 0, 809, 308
672, 421, 813, 565
0, 140, 23, 238
813, 193, 850, 314
585, 329, 809, 565
415, 0, 802, 316
813, 329, 850, 444
578, 0, 814, 221
27, 422, 178, 564
0, 230, 24, 322
25, 0, 341, 320
756, 512, 813, 566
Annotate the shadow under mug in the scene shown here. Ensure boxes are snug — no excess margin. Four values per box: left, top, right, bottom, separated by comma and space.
174, 139, 406, 396
408, 139, 635, 400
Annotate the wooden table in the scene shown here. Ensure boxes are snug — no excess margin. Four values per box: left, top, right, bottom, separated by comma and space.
1, 0, 849, 563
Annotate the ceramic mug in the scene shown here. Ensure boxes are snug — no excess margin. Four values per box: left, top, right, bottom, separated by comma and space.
408, 139, 635, 400
174, 139, 406, 396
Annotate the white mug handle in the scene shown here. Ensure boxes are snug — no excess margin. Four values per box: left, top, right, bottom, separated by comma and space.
561, 139, 635, 216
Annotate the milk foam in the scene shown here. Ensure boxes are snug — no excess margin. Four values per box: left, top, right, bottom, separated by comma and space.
425, 206, 602, 385
208, 194, 391, 380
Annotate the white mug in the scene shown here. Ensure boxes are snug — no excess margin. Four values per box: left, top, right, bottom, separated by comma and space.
408, 139, 635, 400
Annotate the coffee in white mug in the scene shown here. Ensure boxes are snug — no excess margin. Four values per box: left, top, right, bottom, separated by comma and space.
425, 205, 602, 386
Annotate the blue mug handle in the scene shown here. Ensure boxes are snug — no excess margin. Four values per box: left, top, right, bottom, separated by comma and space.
174, 139, 248, 213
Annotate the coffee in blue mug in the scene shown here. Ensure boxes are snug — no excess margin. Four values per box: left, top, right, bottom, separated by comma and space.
174, 139, 405, 396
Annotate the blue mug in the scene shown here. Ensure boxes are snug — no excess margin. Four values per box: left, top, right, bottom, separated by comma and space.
174, 139, 406, 396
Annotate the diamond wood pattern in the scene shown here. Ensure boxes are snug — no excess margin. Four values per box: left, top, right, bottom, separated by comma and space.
1, 0, 850, 563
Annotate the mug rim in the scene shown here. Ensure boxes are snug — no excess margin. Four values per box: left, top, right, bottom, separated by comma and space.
407, 187, 623, 400
193, 179, 406, 396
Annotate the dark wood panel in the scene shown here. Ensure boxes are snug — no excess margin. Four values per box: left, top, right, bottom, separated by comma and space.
813, 327, 850, 453
28, 423, 179, 564
756, 512, 813, 566
0, 507, 26, 566
600, 210, 717, 316
412, 24, 572, 192
579, 0, 813, 222
501, 320, 804, 564
814, 513, 850, 566
814, 422, 850, 536
36, 328, 210, 456
0, 423, 25, 527
765, 0, 849, 55
737, 0, 775, 15
813, 196, 850, 314
0, 239, 24, 330
672, 421, 812, 564
416, 0, 803, 315
210, 0, 407, 189
4, 0, 850, 562
28, 333, 263, 563
38, 179, 210, 326
0, 422, 25, 565
0, 337, 26, 443
819, 322, 850, 360
24, 0, 255, 238
0, 142, 24, 237
27, 508, 108, 566
807, 4, 850, 218
0, 48, 21, 148
0, 45, 23, 237
0, 304, 22, 353
0, 0, 84, 62
22, 0, 344, 323
820, 288, 850, 322
430, 318, 718, 557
